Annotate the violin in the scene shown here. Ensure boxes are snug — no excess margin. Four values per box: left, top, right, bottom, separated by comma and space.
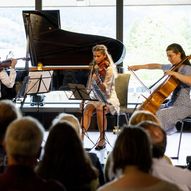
0, 57, 30, 71
97, 60, 109, 78
138, 55, 191, 114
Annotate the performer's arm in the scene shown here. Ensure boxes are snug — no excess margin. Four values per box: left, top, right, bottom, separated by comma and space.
165, 70, 191, 86
0, 59, 17, 88
128, 63, 162, 71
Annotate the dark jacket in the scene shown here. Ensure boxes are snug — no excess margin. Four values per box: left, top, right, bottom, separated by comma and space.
0, 165, 67, 191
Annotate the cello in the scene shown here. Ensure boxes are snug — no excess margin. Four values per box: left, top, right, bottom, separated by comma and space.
138, 55, 191, 114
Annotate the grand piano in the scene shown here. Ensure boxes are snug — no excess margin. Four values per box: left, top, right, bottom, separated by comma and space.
22, 10, 126, 90
17, 10, 126, 129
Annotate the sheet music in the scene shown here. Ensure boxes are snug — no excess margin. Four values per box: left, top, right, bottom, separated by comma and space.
26, 71, 53, 95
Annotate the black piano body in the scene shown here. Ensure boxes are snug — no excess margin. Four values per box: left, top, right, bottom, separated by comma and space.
5, 10, 126, 129
21, 10, 126, 91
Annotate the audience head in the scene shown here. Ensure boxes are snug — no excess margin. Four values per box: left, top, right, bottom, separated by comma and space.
0, 99, 22, 142
52, 113, 81, 137
139, 121, 167, 158
4, 116, 44, 164
129, 110, 160, 125
44, 121, 84, 162
112, 126, 152, 175
38, 121, 97, 186
129, 110, 167, 158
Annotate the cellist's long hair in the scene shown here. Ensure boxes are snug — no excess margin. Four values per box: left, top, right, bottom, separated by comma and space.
166, 43, 190, 65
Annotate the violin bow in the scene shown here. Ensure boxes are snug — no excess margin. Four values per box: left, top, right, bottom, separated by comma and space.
128, 67, 151, 94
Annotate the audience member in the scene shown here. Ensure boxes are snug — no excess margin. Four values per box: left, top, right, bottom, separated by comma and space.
52, 112, 105, 186
52, 112, 82, 136
0, 116, 66, 191
0, 99, 22, 173
129, 110, 191, 191
98, 126, 181, 191
129, 110, 161, 126
36, 121, 98, 191
129, 110, 171, 161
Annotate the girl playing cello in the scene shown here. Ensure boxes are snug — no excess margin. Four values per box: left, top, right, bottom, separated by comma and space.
129, 43, 191, 134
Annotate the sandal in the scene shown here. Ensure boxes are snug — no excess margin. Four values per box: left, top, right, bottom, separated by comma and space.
95, 139, 106, 150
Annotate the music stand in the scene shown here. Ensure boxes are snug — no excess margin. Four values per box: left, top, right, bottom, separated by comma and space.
67, 83, 96, 146
68, 83, 91, 101
20, 70, 53, 110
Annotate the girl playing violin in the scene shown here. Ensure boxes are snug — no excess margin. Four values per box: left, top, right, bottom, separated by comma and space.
82, 44, 119, 150
0, 58, 17, 99
129, 43, 191, 134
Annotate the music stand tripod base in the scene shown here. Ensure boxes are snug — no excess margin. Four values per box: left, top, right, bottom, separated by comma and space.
67, 83, 96, 147
30, 94, 45, 106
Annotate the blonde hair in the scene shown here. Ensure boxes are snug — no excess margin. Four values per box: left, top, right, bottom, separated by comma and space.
52, 113, 81, 137
92, 44, 118, 78
129, 110, 165, 148
129, 110, 161, 126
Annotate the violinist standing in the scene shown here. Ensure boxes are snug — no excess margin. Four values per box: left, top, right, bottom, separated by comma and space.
82, 44, 119, 150
129, 43, 191, 134
0, 59, 17, 99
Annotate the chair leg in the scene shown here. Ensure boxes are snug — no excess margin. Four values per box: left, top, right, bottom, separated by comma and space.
117, 112, 119, 128
113, 112, 120, 134
177, 121, 184, 159
124, 113, 128, 125
171, 121, 184, 160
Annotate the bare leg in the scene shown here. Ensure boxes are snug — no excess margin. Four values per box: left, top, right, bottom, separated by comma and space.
96, 104, 107, 147
81, 104, 95, 140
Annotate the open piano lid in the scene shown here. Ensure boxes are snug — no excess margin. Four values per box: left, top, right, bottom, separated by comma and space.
22, 10, 126, 67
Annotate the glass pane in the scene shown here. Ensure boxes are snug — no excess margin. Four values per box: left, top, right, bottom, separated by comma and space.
0, 0, 34, 7
124, 5, 191, 103
43, 6, 116, 38
43, 0, 116, 6
0, 4, 34, 67
124, 0, 191, 5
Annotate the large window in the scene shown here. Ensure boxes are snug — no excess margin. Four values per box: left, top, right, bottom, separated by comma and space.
123, 3, 191, 103
43, 1, 116, 39
1, 1, 191, 104
0, 1, 34, 67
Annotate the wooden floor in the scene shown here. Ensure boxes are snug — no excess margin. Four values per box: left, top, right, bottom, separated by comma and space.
23, 92, 191, 167
83, 130, 191, 166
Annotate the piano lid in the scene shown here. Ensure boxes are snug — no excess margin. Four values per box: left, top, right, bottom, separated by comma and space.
22, 10, 126, 67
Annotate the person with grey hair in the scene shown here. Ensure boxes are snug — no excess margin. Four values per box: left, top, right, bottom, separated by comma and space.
0, 116, 66, 191
0, 99, 22, 173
